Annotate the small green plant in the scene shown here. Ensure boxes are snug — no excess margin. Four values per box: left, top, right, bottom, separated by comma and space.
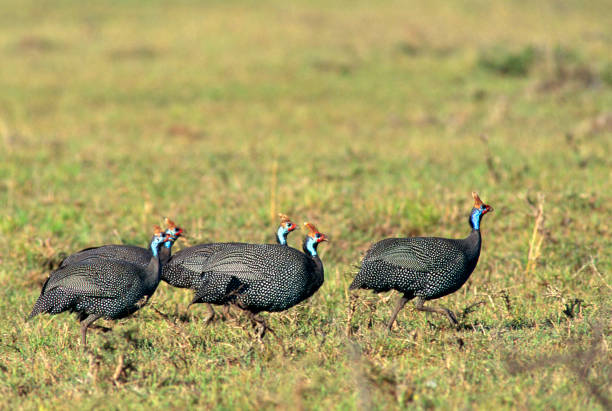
601, 62, 612, 86
478, 45, 538, 76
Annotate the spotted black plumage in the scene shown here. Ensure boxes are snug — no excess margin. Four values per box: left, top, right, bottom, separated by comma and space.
170, 221, 326, 341
60, 219, 182, 268
162, 214, 298, 324
29, 228, 170, 346
349, 192, 493, 330
162, 242, 225, 290
190, 239, 325, 313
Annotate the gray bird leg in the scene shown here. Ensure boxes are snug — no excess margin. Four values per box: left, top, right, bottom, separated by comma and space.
246, 312, 267, 339
246, 312, 285, 354
222, 304, 232, 320
79, 314, 103, 346
387, 295, 410, 330
415, 296, 458, 325
89, 324, 112, 332
203, 304, 216, 325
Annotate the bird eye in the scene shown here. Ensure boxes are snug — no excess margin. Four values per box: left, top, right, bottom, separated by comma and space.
316, 233, 321, 238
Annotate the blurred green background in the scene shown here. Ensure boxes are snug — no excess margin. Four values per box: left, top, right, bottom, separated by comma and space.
0, 0, 610, 409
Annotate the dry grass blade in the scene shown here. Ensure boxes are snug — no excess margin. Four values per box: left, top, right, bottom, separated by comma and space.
525, 193, 545, 274
112, 354, 125, 385
589, 257, 612, 291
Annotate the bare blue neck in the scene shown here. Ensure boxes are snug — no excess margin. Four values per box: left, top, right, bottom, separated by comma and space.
277, 226, 288, 245
469, 208, 483, 230
303, 237, 317, 256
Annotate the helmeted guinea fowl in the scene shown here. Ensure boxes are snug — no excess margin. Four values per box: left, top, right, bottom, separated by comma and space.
59, 218, 183, 268
276, 213, 297, 246
162, 213, 298, 323
349, 192, 493, 330
29, 226, 172, 346
188, 222, 327, 340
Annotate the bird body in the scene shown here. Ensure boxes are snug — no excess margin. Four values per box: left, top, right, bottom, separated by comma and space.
351, 231, 481, 300
349, 192, 492, 329
162, 214, 297, 290
169, 221, 326, 341
30, 257, 160, 320
191, 242, 324, 313
162, 242, 222, 289
29, 226, 172, 345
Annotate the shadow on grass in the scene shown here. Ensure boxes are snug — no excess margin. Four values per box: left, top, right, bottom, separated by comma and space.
504, 320, 611, 409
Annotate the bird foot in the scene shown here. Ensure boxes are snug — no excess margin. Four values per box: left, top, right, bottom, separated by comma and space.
135, 296, 150, 309
90, 325, 112, 333
203, 313, 215, 325
445, 309, 459, 326
249, 317, 285, 355
255, 323, 266, 339
202, 304, 217, 325
221, 304, 234, 321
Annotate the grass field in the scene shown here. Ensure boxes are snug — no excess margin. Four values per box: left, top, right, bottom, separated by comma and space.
1, 0, 611, 409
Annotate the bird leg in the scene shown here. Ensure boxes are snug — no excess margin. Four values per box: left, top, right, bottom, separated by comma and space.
246, 312, 267, 339
203, 304, 216, 325
246, 312, 285, 355
88, 324, 112, 333
387, 295, 410, 331
79, 314, 103, 347
415, 296, 458, 326
222, 304, 233, 320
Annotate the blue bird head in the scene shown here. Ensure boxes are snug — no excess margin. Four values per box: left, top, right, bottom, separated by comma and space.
163, 217, 183, 248
150, 225, 170, 256
303, 222, 327, 256
277, 213, 297, 245
469, 192, 493, 230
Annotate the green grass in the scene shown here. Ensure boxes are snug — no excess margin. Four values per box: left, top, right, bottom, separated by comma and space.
1, 0, 611, 409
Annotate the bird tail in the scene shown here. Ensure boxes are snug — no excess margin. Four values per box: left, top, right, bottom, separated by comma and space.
188, 295, 200, 308
348, 277, 362, 290
348, 265, 364, 290
27, 297, 46, 321
27, 276, 54, 321
27, 286, 75, 320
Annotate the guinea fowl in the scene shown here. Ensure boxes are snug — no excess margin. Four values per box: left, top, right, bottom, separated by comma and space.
276, 213, 297, 245
59, 218, 183, 268
349, 192, 493, 330
29, 226, 172, 346
188, 222, 327, 341
162, 213, 298, 323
